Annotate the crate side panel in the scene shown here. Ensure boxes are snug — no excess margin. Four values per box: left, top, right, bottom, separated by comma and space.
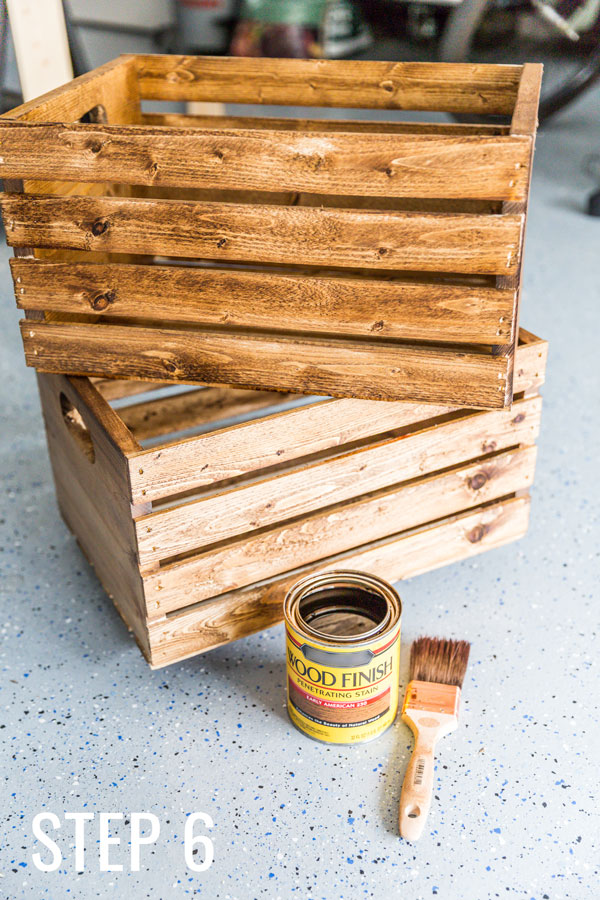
134, 396, 541, 567
36, 373, 150, 656
146, 496, 531, 667
143, 445, 537, 615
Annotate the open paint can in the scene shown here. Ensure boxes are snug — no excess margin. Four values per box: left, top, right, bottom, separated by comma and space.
284, 571, 402, 744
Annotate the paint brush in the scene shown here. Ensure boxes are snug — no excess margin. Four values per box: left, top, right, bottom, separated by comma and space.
399, 636, 470, 841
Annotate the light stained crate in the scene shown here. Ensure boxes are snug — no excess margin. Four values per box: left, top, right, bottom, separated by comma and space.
36, 329, 547, 668
1, 55, 541, 408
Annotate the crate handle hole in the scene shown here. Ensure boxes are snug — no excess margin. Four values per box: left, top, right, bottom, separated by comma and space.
60, 393, 95, 464
79, 104, 108, 124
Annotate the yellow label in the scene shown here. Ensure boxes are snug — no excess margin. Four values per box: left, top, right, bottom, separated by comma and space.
285, 624, 401, 744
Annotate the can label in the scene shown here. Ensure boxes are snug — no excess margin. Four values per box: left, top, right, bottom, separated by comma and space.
285, 625, 401, 744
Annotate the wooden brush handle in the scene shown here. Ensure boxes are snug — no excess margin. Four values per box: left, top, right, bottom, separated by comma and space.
399, 711, 457, 841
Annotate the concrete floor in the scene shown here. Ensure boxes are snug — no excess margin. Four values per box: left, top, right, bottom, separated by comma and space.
1, 80, 599, 899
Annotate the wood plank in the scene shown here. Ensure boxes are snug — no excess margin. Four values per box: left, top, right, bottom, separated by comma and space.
510, 64, 543, 137
36, 373, 150, 655
135, 56, 522, 115
120, 386, 297, 443
18, 319, 511, 409
513, 333, 548, 395
492, 64, 542, 396
93, 377, 170, 401
143, 446, 537, 615
10, 258, 515, 345
133, 396, 541, 567
1, 194, 524, 274
1, 55, 140, 125
146, 496, 530, 667
142, 111, 511, 135
0, 121, 531, 201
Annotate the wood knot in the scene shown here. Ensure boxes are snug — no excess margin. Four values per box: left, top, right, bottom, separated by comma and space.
481, 440, 497, 453
512, 412, 525, 424
384, 167, 394, 177
380, 80, 394, 92
377, 247, 388, 256
91, 217, 109, 237
468, 472, 488, 491
217, 238, 227, 248
214, 149, 224, 160
163, 361, 177, 373
371, 320, 385, 332
467, 523, 489, 544
168, 67, 194, 84
88, 140, 103, 154
90, 290, 115, 311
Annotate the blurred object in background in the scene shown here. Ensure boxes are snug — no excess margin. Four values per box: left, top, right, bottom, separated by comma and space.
583, 152, 600, 214
230, 0, 372, 58
437, 0, 600, 121
1, 0, 76, 110
0, 0, 177, 114
174, 0, 240, 53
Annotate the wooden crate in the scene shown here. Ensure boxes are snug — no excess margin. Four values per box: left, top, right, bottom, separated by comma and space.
1, 55, 541, 408
36, 329, 547, 668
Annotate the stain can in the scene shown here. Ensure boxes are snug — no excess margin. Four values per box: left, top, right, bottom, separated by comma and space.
284, 570, 402, 744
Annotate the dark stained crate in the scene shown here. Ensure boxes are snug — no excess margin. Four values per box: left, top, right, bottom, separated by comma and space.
1, 55, 541, 407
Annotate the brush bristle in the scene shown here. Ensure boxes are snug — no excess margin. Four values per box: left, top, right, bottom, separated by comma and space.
409, 636, 470, 687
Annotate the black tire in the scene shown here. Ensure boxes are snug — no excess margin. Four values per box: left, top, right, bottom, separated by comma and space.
438, 0, 600, 123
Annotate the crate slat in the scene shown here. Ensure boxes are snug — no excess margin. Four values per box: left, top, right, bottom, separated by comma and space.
135, 56, 522, 115
146, 496, 531, 668
120, 386, 297, 443
144, 446, 537, 615
0, 121, 531, 201
11, 258, 515, 346
2, 193, 524, 274
134, 396, 541, 568
19, 319, 511, 408
509, 63, 543, 136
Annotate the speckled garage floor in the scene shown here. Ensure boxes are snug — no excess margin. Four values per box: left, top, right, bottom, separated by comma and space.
1, 83, 599, 900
